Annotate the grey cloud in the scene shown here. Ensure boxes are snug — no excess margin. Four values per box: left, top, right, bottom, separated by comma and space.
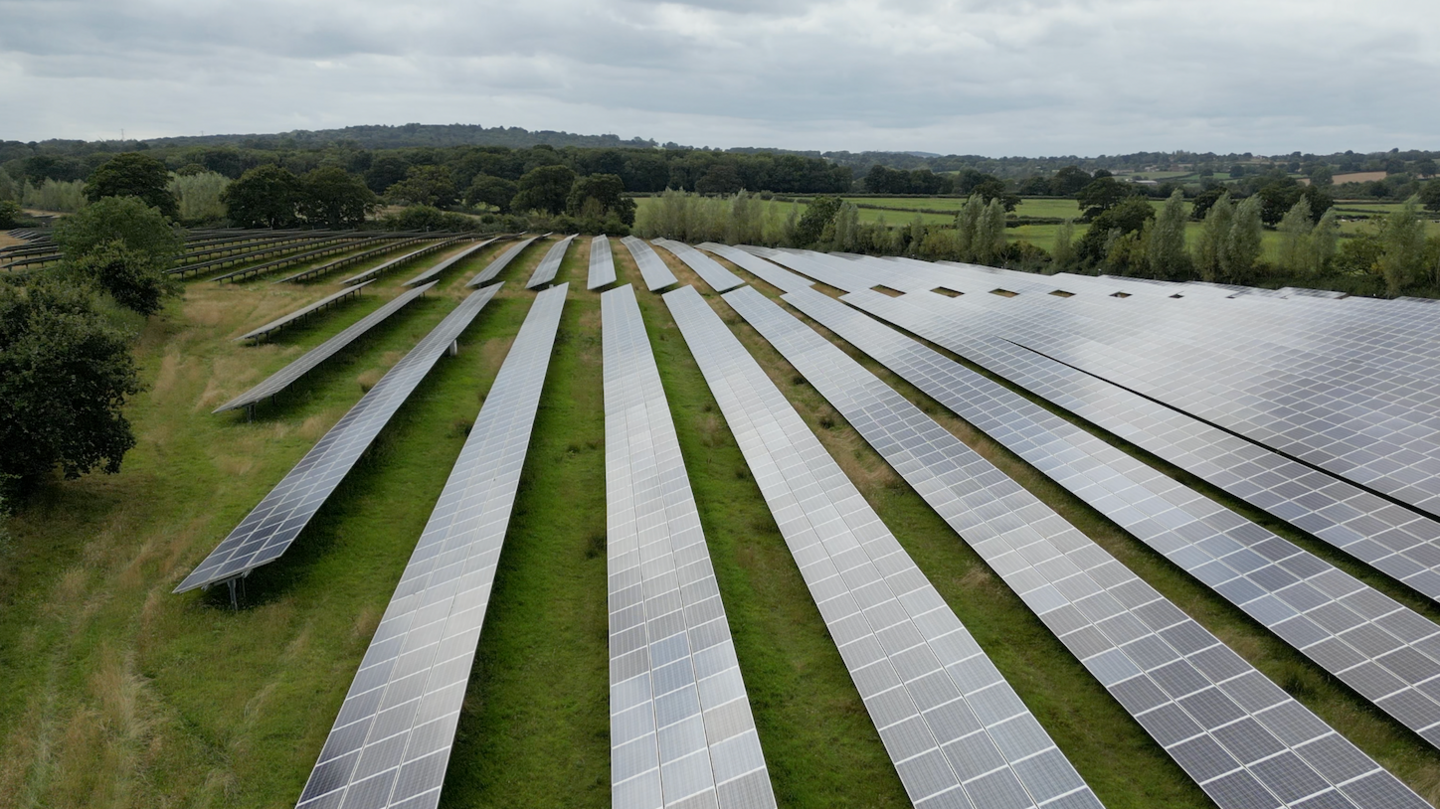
0, 0, 1436, 154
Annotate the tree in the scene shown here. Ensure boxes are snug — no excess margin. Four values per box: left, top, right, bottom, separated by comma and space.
54, 195, 183, 271
0, 200, 20, 229
1051, 220, 1077, 270
69, 240, 180, 317
1190, 187, 1228, 221
223, 165, 301, 228
1309, 207, 1339, 274
1420, 181, 1440, 213
83, 153, 178, 219
567, 173, 636, 225
955, 194, 983, 261
1194, 192, 1235, 281
1076, 177, 1127, 221
466, 174, 518, 213
1379, 197, 1428, 295
364, 155, 411, 194
1222, 194, 1264, 283
1307, 165, 1334, 187
695, 163, 743, 195
0, 167, 16, 201
1077, 197, 1154, 265
1147, 189, 1189, 278
0, 279, 141, 499
975, 199, 1008, 265
1276, 197, 1314, 276
1050, 166, 1092, 196
298, 167, 377, 228
510, 165, 577, 215
169, 171, 230, 224
1415, 158, 1438, 178
795, 196, 844, 247
971, 177, 1020, 212
384, 165, 457, 208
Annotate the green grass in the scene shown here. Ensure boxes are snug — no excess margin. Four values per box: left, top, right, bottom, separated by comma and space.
7, 231, 1440, 809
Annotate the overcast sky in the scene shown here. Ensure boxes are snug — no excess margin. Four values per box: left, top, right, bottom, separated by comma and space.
2, 0, 1436, 156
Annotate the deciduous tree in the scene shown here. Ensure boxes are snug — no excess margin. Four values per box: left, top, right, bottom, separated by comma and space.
1222, 195, 1264, 283
511, 165, 577, 215
1195, 192, 1234, 281
1147, 189, 1189, 278
83, 153, 178, 218
298, 167, 377, 228
0, 280, 141, 499
223, 165, 302, 228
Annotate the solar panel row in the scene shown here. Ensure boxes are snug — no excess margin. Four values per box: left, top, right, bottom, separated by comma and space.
652, 240, 744, 293
697, 243, 811, 294
831, 257, 1440, 520
588, 235, 616, 290
277, 236, 443, 284
187, 234, 388, 280
664, 284, 1104, 809
213, 282, 437, 415
757, 250, 1440, 606
234, 280, 374, 343
176, 283, 504, 594
781, 285, 1440, 750
296, 284, 570, 809
466, 235, 541, 287
402, 238, 500, 287
602, 284, 776, 809
526, 234, 576, 289
340, 238, 466, 286
622, 237, 678, 292
719, 284, 1429, 809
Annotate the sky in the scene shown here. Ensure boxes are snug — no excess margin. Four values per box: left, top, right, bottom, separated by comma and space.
1, 0, 1437, 156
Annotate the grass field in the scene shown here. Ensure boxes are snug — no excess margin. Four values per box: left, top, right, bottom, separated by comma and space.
6, 234, 1440, 808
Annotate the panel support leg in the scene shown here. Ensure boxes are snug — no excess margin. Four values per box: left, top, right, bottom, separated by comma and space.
226, 579, 238, 611
449, 339, 458, 357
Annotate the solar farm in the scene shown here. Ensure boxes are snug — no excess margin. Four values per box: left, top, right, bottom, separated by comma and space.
9, 230, 1440, 809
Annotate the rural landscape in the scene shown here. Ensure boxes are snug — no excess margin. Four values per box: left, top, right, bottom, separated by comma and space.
6, 1, 1440, 808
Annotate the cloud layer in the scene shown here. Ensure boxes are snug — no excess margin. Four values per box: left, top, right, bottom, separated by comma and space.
2, 0, 1436, 154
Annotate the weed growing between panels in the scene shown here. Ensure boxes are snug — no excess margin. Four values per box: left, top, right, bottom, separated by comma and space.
631, 247, 913, 808
440, 238, 611, 809
674, 254, 1210, 809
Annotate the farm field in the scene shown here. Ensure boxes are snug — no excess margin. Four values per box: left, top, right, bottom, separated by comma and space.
7, 233, 1440, 808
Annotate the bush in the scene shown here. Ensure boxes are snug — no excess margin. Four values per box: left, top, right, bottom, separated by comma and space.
0, 280, 141, 499
377, 206, 481, 233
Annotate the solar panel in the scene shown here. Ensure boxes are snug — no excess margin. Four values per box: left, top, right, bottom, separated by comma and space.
277, 236, 442, 284
664, 284, 1104, 809
697, 243, 811, 294
295, 283, 569, 809
234, 280, 374, 343
526, 234, 576, 289
814, 255, 1440, 520
835, 285, 1440, 606
588, 235, 616, 290
176, 283, 504, 594
717, 285, 1429, 809
206, 235, 397, 282
402, 238, 498, 287
621, 236, 677, 292
652, 240, 744, 293
783, 285, 1440, 750
602, 284, 776, 809
466, 235, 540, 287
339, 238, 465, 286
213, 282, 437, 414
